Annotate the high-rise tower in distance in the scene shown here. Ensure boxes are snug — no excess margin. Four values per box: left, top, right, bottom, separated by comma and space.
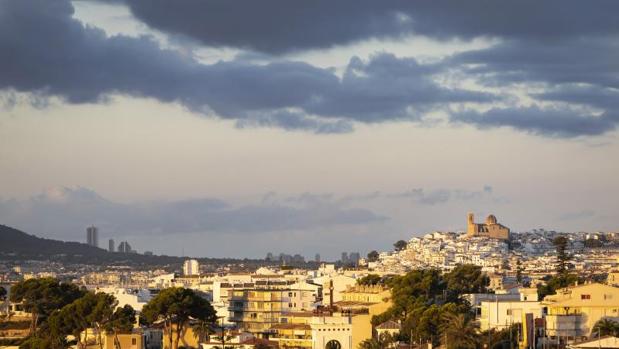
183, 259, 200, 276
86, 226, 98, 247
108, 238, 115, 252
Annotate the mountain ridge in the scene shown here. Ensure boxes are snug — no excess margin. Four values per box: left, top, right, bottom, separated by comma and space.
0, 224, 270, 267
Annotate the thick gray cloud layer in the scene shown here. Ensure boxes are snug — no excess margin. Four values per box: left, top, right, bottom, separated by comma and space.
0, 187, 386, 241
1, 0, 618, 137
453, 107, 617, 138
0, 0, 492, 133
121, 0, 619, 53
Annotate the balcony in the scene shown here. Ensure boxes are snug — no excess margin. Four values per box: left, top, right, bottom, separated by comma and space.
545, 314, 583, 337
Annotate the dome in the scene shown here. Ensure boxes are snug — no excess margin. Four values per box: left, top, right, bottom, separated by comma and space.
486, 214, 497, 224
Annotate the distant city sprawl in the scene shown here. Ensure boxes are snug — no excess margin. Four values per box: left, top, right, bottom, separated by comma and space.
1, 212, 619, 349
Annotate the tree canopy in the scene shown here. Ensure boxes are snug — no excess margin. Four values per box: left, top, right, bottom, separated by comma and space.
373, 265, 488, 347
9, 278, 86, 334
142, 287, 216, 349
592, 318, 619, 337
357, 274, 382, 286
553, 236, 571, 275
367, 250, 379, 262
393, 240, 408, 252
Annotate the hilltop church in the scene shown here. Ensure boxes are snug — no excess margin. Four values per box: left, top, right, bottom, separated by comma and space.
466, 213, 510, 240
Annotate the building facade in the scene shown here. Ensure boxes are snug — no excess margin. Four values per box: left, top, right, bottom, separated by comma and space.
544, 283, 619, 339
183, 259, 200, 276
87, 225, 99, 247
466, 213, 510, 240
228, 287, 318, 336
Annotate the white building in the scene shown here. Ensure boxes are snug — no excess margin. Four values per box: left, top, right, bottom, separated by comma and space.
479, 289, 542, 331
311, 316, 353, 349
97, 287, 152, 312
183, 259, 200, 276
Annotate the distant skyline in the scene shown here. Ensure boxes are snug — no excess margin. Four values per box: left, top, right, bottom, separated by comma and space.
1, 1, 618, 259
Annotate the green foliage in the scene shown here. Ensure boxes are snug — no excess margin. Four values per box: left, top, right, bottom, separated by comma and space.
592, 318, 619, 337
480, 324, 519, 349
394, 240, 408, 252
367, 250, 379, 262
357, 274, 382, 286
553, 236, 571, 275
537, 273, 579, 300
106, 305, 136, 334
440, 312, 478, 349
1, 281, 124, 349
378, 266, 486, 347
9, 278, 86, 333
18, 335, 65, 349
42, 291, 122, 349
388, 269, 444, 315
534, 236, 578, 300
142, 287, 216, 349
359, 332, 396, 349
0, 285, 7, 300
371, 311, 393, 327
444, 264, 489, 300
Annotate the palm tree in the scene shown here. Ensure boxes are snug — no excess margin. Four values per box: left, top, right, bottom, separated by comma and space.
359, 338, 381, 349
481, 325, 518, 349
592, 318, 619, 338
190, 319, 212, 344
440, 313, 478, 349
358, 333, 395, 349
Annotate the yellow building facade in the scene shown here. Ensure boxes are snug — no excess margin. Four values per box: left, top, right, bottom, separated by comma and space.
229, 287, 315, 336
81, 330, 145, 349
543, 283, 619, 339
336, 285, 392, 349
270, 313, 353, 349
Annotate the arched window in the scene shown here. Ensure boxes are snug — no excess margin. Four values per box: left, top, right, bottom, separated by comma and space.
326, 340, 341, 349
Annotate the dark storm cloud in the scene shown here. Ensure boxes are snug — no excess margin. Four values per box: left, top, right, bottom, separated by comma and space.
0, 187, 386, 241
451, 39, 619, 89
119, 0, 619, 53
452, 107, 617, 138
534, 85, 619, 112
304, 55, 493, 122
0, 0, 491, 133
445, 38, 619, 137
2, 0, 619, 138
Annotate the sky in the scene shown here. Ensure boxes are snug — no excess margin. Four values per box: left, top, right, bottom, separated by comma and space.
1, 0, 618, 260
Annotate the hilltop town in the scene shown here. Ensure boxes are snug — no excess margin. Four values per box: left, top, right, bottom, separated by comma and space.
2, 214, 619, 349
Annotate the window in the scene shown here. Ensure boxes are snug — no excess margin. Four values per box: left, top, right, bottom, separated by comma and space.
581, 294, 591, 300
326, 340, 341, 349
507, 309, 512, 315
131, 338, 137, 346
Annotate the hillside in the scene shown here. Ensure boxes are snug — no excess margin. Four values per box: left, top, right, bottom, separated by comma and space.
0, 224, 272, 268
